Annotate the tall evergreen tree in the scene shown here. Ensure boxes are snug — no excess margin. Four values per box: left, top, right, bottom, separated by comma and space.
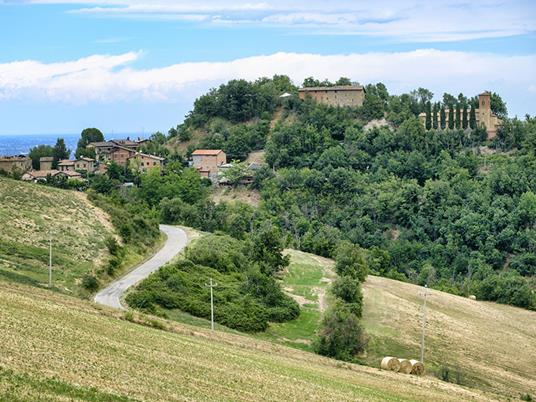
448, 106, 454, 129
432, 102, 439, 129
425, 101, 432, 130
455, 103, 462, 129
52, 138, 70, 169
440, 105, 446, 129
469, 106, 477, 129
462, 106, 468, 129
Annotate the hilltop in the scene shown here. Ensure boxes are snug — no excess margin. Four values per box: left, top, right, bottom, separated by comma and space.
0, 281, 500, 401
0, 177, 113, 295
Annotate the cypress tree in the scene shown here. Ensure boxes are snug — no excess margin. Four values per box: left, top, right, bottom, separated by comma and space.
52, 138, 70, 169
462, 106, 468, 129
425, 101, 432, 130
432, 103, 439, 129
440, 105, 446, 129
469, 106, 477, 129
455, 103, 462, 129
448, 106, 454, 129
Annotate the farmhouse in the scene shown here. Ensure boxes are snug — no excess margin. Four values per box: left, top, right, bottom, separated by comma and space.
298, 85, 365, 107
0, 155, 31, 174
419, 91, 502, 139
191, 149, 226, 179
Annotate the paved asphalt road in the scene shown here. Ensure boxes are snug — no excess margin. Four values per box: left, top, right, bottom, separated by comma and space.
94, 225, 188, 310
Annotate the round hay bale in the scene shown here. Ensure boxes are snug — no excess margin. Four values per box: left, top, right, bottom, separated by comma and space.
398, 358, 413, 374
469, 295, 477, 300
409, 359, 425, 376
380, 356, 401, 372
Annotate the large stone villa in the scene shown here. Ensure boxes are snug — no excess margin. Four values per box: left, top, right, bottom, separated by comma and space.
298, 84, 365, 108
418, 91, 501, 139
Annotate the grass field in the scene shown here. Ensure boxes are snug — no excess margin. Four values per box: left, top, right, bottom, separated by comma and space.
255, 249, 336, 351
0, 177, 114, 295
361, 275, 536, 400
0, 281, 498, 401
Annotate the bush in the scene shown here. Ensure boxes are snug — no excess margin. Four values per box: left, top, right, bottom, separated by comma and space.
81, 274, 99, 292
314, 302, 367, 361
331, 276, 363, 317
334, 241, 369, 282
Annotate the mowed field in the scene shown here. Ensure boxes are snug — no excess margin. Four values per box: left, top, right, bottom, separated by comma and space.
0, 282, 497, 402
362, 275, 536, 399
0, 177, 113, 294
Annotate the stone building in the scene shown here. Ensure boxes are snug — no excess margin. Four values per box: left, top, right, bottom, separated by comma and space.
58, 157, 96, 173
191, 149, 226, 179
131, 153, 165, 172
39, 156, 54, 170
419, 91, 502, 139
0, 156, 31, 174
298, 85, 365, 107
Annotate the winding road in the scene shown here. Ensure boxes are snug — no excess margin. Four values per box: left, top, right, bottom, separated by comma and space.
94, 225, 188, 310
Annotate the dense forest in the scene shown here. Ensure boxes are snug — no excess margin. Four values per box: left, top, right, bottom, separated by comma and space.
163, 76, 536, 310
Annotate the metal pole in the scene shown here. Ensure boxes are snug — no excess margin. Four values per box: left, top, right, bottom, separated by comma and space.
210, 278, 214, 331
48, 232, 52, 288
205, 278, 217, 331
420, 285, 428, 363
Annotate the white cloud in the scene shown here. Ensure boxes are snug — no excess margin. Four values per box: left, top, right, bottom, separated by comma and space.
22, 0, 536, 42
0, 50, 535, 117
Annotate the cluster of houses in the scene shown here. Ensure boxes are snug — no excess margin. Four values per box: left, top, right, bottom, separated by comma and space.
0, 138, 165, 183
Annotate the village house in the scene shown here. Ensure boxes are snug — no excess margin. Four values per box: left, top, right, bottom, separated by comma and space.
132, 153, 165, 172
419, 91, 502, 139
87, 138, 146, 162
298, 85, 365, 108
39, 156, 54, 171
191, 149, 227, 179
58, 157, 96, 173
0, 155, 32, 174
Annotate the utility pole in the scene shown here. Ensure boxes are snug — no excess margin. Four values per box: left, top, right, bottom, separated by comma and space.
48, 231, 52, 288
420, 284, 428, 363
205, 278, 217, 331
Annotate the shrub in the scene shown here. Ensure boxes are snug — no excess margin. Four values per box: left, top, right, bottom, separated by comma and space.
81, 274, 99, 292
331, 276, 363, 317
314, 302, 367, 361
334, 241, 369, 282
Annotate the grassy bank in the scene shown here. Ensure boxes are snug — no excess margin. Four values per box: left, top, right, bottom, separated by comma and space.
0, 178, 113, 296
0, 281, 495, 402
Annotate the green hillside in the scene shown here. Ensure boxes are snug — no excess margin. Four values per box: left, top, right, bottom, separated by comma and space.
0, 281, 498, 402
0, 177, 114, 295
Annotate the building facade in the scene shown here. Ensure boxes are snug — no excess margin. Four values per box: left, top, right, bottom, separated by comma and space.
58, 157, 96, 173
192, 149, 226, 178
0, 156, 31, 174
298, 85, 365, 108
39, 157, 54, 171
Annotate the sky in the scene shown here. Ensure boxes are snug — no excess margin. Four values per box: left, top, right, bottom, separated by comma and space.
0, 0, 535, 135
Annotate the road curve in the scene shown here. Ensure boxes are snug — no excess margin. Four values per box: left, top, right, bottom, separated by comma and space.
94, 225, 188, 310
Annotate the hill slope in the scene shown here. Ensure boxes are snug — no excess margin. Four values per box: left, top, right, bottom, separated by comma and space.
0, 282, 495, 402
362, 275, 536, 399
0, 177, 113, 294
